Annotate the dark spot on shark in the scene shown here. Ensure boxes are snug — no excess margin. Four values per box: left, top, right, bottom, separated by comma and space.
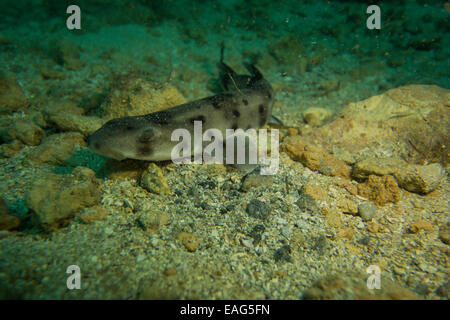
138, 145, 153, 156
267, 92, 272, 99
232, 110, 240, 118
94, 142, 101, 149
259, 104, 265, 114
242, 98, 248, 105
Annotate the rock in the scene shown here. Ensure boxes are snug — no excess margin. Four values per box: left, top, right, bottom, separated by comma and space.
45, 112, 105, 137
393, 163, 444, 194
177, 231, 199, 252
274, 245, 292, 262
0, 140, 23, 158
248, 224, 265, 244
139, 163, 170, 195
358, 202, 377, 221
302, 184, 327, 201
337, 227, 354, 240
137, 209, 170, 233
357, 175, 401, 206
79, 205, 109, 224
408, 219, 433, 234
0, 199, 20, 230
27, 132, 86, 165
353, 157, 407, 180
0, 121, 45, 146
282, 135, 351, 178
337, 198, 358, 215
240, 169, 274, 192
0, 72, 29, 113
366, 221, 379, 233
246, 199, 270, 220
296, 194, 320, 215
302, 107, 332, 126
25, 167, 100, 230
301, 85, 450, 166
439, 222, 450, 245
98, 75, 186, 119
324, 208, 342, 228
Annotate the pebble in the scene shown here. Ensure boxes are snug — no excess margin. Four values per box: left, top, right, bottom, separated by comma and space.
245, 199, 271, 220
139, 163, 170, 195
296, 194, 320, 215
274, 245, 292, 262
178, 232, 199, 252
358, 202, 376, 221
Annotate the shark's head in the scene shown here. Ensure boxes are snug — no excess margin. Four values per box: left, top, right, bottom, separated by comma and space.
87, 116, 160, 161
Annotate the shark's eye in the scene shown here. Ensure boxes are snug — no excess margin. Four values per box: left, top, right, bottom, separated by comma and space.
126, 126, 134, 130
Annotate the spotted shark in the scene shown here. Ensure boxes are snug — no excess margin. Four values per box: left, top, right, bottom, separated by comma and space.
87, 52, 277, 164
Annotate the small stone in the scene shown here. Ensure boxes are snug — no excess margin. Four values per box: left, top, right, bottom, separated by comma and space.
325, 208, 342, 228
137, 210, 170, 233
366, 221, 379, 233
312, 235, 327, 253
337, 198, 358, 215
394, 163, 444, 194
302, 107, 332, 127
352, 157, 406, 180
337, 227, 354, 240
281, 135, 351, 178
302, 184, 327, 201
164, 268, 177, 277
139, 163, 170, 195
274, 244, 292, 262
409, 219, 433, 234
79, 205, 109, 224
0, 72, 29, 113
1, 121, 45, 146
45, 111, 105, 137
248, 224, 265, 244
25, 167, 100, 230
357, 175, 401, 206
357, 236, 371, 246
240, 170, 274, 192
178, 231, 199, 252
245, 199, 271, 220
27, 132, 86, 165
358, 202, 377, 221
296, 194, 320, 215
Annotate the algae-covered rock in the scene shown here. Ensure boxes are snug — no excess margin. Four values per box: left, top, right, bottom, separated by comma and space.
27, 132, 86, 165
393, 163, 444, 194
139, 163, 170, 195
0, 120, 46, 146
45, 112, 105, 137
302, 107, 333, 127
98, 75, 186, 119
357, 175, 401, 206
0, 72, 29, 114
25, 167, 101, 231
282, 135, 351, 179
302, 85, 450, 166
